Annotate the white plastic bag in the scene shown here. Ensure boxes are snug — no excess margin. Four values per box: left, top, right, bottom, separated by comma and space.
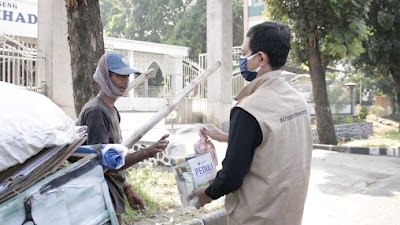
167, 124, 217, 207
173, 153, 216, 207
0, 82, 79, 172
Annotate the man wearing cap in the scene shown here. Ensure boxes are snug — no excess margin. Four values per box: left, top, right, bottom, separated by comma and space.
188, 22, 312, 225
77, 52, 169, 224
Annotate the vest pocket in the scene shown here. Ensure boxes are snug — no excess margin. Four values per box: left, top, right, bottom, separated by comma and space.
225, 191, 239, 215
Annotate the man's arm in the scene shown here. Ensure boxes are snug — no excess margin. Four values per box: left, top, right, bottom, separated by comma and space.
189, 107, 262, 208
123, 180, 147, 213
117, 134, 169, 171
200, 124, 229, 142
205, 107, 262, 199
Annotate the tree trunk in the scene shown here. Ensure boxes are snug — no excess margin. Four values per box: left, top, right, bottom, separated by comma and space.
308, 37, 337, 144
390, 68, 400, 132
66, 0, 103, 116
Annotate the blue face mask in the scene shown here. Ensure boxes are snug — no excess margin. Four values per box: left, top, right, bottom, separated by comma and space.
239, 53, 261, 82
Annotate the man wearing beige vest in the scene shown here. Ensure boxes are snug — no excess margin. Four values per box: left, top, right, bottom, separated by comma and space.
188, 21, 313, 225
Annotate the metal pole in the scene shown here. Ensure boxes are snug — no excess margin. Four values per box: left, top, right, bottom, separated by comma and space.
350, 87, 354, 115
126, 68, 156, 93
122, 61, 221, 148
359, 79, 362, 105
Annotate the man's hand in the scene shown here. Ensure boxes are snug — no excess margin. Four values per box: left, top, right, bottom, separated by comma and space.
188, 187, 213, 209
124, 185, 147, 213
145, 134, 169, 157
200, 124, 228, 142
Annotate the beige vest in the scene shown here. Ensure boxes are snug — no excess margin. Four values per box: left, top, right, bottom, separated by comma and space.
225, 71, 312, 225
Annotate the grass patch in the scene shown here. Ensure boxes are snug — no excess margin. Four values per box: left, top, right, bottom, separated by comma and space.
342, 131, 400, 147
381, 131, 400, 141
121, 164, 225, 224
369, 132, 400, 147
122, 166, 177, 223
363, 143, 391, 147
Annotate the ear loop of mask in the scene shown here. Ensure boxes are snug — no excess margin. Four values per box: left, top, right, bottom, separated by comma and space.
247, 52, 261, 73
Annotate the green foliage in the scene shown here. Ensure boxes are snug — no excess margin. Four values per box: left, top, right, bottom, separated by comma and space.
369, 105, 385, 117
122, 166, 176, 223
165, 0, 207, 59
358, 0, 400, 73
343, 131, 400, 147
359, 105, 368, 120
265, 0, 370, 65
121, 165, 226, 224
332, 114, 343, 125
328, 83, 350, 113
100, 0, 244, 61
352, 0, 400, 107
344, 117, 353, 124
148, 68, 164, 86
383, 131, 400, 141
264, 0, 370, 145
325, 71, 336, 81
364, 143, 389, 147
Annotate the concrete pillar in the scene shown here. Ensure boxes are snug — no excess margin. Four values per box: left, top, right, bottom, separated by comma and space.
243, 0, 249, 36
345, 82, 357, 115
172, 57, 183, 97
38, 0, 75, 118
206, 0, 233, 131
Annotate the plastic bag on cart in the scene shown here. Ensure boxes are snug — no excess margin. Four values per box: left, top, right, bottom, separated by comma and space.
0, 82, 79, 172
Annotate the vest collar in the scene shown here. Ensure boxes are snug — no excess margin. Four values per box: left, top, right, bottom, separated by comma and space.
235, 70, 284, 101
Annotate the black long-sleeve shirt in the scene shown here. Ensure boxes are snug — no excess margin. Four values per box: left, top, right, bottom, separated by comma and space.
205, 107, 262, 199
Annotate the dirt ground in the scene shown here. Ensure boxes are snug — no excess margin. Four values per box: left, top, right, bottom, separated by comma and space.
341, 115, 400, 147
130, 197, 225, 225
367, 114, 399, 133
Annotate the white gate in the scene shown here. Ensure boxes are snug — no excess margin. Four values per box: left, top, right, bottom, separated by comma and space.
199, 46, 245, 98
164, 57, 205, 98
0, 34, 45, 91
164, 57, 207, 123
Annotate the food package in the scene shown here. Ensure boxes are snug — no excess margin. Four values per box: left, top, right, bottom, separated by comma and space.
194, 134, 218, 167
173, 153, 216, 207
167, 124, 218, 207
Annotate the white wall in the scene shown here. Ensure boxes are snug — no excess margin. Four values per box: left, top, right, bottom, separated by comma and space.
37, 0, 75, 118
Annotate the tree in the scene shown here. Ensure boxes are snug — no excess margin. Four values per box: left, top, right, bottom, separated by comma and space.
100, 0, 244, 60
101, 0, 185, 42
265, 0, 370, 144
65, 0, 104, 116
165, 0, 207, 59
353, 0, 400, 129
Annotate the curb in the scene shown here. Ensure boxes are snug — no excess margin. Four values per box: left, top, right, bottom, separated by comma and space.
178, 209, 227, 225
176, 145, 400, 225
313, 144, 400, 157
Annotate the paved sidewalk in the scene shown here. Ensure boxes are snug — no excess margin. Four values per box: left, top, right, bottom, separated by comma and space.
303, 149, 400, 225
120, 112, 400, 225
181, 150, 400, 225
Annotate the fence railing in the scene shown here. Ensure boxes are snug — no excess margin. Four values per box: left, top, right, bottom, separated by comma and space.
0, 34, 45, 91
199, 46, 246, 98
133, 86, 166, 98
232, 69, 248, 97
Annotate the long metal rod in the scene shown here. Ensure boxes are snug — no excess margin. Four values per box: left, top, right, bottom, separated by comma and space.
126, 68, 156, 93
122, 61, 221, 148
